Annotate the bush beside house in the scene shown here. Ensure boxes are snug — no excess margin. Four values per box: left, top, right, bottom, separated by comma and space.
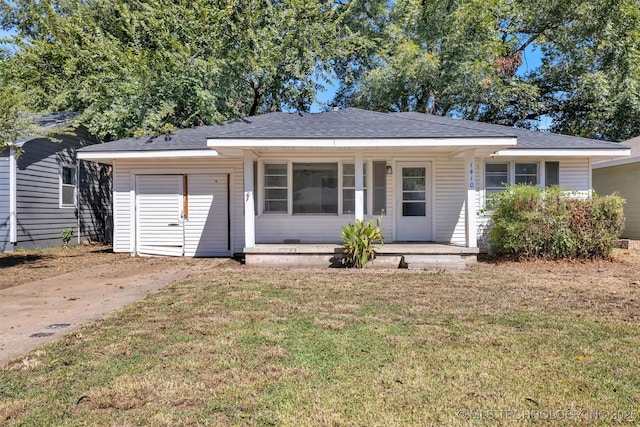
487, 186, 624, 260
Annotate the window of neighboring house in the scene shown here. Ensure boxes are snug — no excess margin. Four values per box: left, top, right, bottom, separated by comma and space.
292, 163, 338, 214
485, 163, 509, 196
545, 161, 560, 187
515, 162, 538, 185
263, 163, 288, 213
342, 162, 368, 214
60, 165, 77, 208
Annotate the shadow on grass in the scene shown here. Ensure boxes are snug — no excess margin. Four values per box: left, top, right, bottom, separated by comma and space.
0, 253, 52, 269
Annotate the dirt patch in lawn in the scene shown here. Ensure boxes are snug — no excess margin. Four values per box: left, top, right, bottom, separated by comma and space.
0, 245, 133, 290
0, 245, 238, 291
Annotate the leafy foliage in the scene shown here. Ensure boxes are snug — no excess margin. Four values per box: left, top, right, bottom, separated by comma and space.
487, 186, 625, 260
334, 0, 640, 140
60, 227, 74, 248
0, 0, 359, 141
341, 217, 384, 268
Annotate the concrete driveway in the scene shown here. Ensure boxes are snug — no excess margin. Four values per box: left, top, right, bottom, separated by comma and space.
0, 256, 226, 366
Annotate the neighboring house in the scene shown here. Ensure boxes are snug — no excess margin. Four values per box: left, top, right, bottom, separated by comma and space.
593, 136, 639, 240
77, 108, 628, 264
0, 113, 112, 252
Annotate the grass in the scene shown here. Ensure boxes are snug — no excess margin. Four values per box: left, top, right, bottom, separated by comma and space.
1, 252, 640, 426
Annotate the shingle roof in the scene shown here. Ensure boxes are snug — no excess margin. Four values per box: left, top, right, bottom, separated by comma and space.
79, 108, 627, 152
396, 112, 625, 150
17, 112, 80, 146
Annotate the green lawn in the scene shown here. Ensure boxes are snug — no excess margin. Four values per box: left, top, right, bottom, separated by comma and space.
2, 253, 640, 426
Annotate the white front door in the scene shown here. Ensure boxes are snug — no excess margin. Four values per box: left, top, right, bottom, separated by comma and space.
395, 162, 432, 241
136, 175, 184, 256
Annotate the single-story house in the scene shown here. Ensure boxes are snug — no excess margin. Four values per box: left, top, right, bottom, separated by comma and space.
77, 108, 629, 267
0, 113, 112, 252
593, 136, 639, 241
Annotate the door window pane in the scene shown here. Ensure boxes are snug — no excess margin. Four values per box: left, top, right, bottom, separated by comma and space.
402, 167, 426, 216
403, 202, 426, 216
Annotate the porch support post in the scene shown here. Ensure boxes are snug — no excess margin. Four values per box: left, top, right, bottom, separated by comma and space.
243, 150, 256, 249
464, 150, 478, 248
355, 153, 364, 221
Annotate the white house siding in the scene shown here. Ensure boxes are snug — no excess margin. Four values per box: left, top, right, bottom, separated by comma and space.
559, 158, 591, 193
255, 152, 468, 245
476, 157, 594, 247
433, 157, 467, 245
0, 153, 10, 251
110, 153, 599, 254
112, 158, 244, 255
593, 163, 640, 240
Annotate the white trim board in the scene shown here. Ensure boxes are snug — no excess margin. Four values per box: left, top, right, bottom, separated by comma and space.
207, 137, 517, 149
78, 150, 220, 163
494, 149, 630, 158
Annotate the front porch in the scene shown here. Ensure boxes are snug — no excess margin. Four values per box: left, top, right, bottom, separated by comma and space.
243, 243, 479, 269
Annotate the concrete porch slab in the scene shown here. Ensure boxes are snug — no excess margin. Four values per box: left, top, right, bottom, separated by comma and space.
243, 243, 478, 269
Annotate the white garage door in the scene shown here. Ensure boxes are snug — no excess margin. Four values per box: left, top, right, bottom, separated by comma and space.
136, 175, 184, 256
136, 174, 230, 257
184, 174, 229, 257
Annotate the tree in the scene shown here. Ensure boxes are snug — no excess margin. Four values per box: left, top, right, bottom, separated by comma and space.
0, 46, 36, 152
0, 0, 357, 141
334, 0, 640, 140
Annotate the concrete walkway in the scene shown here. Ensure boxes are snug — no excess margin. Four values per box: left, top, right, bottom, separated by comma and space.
0, 257, 225, 366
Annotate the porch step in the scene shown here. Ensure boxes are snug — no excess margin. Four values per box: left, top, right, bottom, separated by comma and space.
401, 254, 476, 270
244, 244, 478, 269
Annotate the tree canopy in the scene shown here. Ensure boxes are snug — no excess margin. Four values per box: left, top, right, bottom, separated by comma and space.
335, 0, 640, 141
0, 0, 358, 145
1, 0, 639, 150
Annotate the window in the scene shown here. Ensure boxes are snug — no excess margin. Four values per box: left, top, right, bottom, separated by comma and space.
515, 163, 538, 185
545, 162, 559, 187
263, 163, 288, 213
342, 162, 367, 214
261, 161, 381, 216
292, 163, 338, 214
485, 163, 509, 195
60, 165, 77, 207
372, 161, 387, 215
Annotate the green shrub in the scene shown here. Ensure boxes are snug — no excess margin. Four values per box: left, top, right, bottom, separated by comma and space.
487, 185, 624, 260
341, 217, 384, 268
61, 227, 74, 248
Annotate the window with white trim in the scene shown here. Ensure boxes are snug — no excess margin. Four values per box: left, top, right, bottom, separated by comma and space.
514, 163, 538, 185
342, 162, 367, 214
545, 161, 559, 187
60, 165, 77, 208
485, 163, 509, 196
261, 161, 381, 215
263, 163, 288, 213
293, 163, 338, 214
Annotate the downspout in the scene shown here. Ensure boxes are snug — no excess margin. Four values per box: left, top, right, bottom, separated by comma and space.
9, 149, 17, 247
76, 160, 81, 246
